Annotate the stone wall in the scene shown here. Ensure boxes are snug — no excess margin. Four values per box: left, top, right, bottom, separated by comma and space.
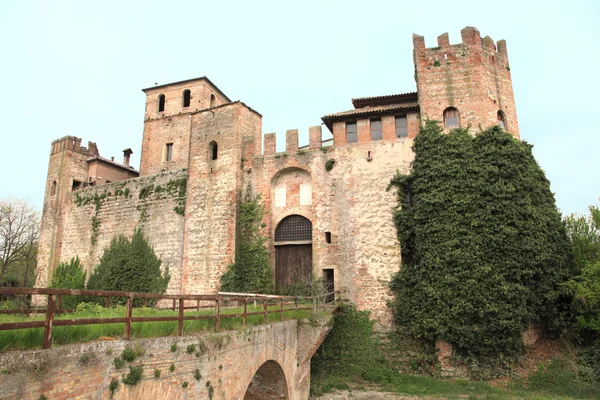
37, 169, 188, 294
0, 316, 332, 400
249, 129, 413, 323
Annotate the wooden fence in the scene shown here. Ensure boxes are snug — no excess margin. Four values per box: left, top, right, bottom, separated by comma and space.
0, 287, 336, 349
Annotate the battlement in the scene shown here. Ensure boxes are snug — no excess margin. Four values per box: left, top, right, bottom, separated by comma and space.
50, 136, 99, 157
263, 126, 325, 156
413, 26, 507, 57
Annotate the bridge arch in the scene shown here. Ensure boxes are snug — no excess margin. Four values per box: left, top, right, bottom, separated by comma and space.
243, 360, 289, 400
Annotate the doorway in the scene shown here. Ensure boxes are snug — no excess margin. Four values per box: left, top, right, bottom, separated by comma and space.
274, 215, 312, 291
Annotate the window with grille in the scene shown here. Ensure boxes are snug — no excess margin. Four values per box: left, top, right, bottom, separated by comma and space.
275, 215, 312, 242
497, 110, 507, 130
444, 107, 460, 128
158, 94, 165, 112
183, 89, 191, 108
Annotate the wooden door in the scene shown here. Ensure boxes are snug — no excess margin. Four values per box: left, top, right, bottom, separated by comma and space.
275, 244, 312, 290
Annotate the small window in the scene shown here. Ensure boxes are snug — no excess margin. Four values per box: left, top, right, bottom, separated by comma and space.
208, 141, 218, 160
158, 94, 165, 112
346, 122, 357, 143
443, 107, 460, 129
497, 110, 507, 130
72, 180, 82, 191
395, 116, 408, 138
325, 231, 332, 244
50, 181, 57, 196
210, 94, 216, 108
182, 90, 191, 108
370, 119, 382, 140
165, 143, 173, 162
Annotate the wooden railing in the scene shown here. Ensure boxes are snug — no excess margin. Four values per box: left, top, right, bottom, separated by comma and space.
0, 287, 336, 349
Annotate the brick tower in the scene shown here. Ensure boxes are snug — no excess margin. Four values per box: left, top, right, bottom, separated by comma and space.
413, 27, 519, 137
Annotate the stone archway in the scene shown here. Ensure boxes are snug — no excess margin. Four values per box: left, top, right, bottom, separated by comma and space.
274, 215, 312, 291
243, 360, 289, 400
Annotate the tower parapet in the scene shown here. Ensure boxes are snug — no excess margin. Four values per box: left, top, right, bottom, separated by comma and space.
413, 26, 519, 137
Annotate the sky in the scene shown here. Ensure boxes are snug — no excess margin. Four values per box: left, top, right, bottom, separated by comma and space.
0, 0, 598, 216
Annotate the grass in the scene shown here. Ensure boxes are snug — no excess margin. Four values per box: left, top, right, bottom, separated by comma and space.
312, 369, 599, 399
0, 302, 319, 352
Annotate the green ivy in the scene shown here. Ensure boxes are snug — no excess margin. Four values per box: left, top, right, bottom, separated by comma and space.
388, 121, 573, 377
220, 194, 273, 294
325, 159, 335, 172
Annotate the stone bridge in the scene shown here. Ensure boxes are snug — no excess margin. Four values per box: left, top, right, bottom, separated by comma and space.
0, 314, 333, 400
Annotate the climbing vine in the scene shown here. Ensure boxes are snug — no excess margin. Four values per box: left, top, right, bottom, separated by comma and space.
388, 121, 573, 377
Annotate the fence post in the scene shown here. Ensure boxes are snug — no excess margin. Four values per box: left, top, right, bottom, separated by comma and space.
125, 297, 133, 340
196, 299, 200, 312
280, 299, 284, 321
105, 297, 110, 308
42, 294, 55, 349
57, 295, 63, 315
294, 297, 298, 311
178, 298, 184, 336
215, 297, 221, 331
263, 300, 268, 323
242, 298, 247, 326
172, 299, 176, 311
312, 297, 317, 318
143, 298, 147, 308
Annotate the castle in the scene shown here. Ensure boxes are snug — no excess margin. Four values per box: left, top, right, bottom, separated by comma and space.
36, 27, 518, 322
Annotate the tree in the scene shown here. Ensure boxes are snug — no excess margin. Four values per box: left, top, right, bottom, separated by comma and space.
87, 228, 170, 306
50, 257, 86, 309
0, 198, 39, 286
388, 121, 573, 375
220, 195, 273, 294
564, 204, 600, 341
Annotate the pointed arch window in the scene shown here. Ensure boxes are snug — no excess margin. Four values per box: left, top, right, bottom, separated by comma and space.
443, 107, 460, 129
182, 90, 191, 108
158, 94, 165, 112
497, 110, 507, 130
210, 94, 216, 108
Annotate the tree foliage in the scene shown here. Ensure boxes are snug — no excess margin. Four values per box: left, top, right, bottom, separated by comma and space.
220, 195, 273, 294
50, 257, 86, 309
0, 198, 39, 286
87, 228, 169, 305
564, 205, 600, 340
388, 121, 573, 374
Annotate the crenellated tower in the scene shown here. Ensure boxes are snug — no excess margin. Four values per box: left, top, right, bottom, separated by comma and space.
413, 26, 519, 137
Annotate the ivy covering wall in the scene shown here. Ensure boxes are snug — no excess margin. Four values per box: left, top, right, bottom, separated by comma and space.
388, 121, 573, 375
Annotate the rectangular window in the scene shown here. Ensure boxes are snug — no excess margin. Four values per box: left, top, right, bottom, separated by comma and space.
166, 143, 173, 162
370, 119, 382, 140
396, 116, 408, 138
346, 122, 357, 143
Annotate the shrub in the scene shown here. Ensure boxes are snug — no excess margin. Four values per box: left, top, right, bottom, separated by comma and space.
171, 344, 177, 352
388, 121, 573, 376
50, 257, 86, 309
220, 195, 273, 294
186, 344, 196, 354
113, 357, 125, 369
325, 159, 335, 172
108, 377, 119, 397
121, 347, 137, 362
194, 368, 201, 380
182, 381, 189, 388
87, 228, 170, 306
122, 365, 143, 385
154, 368, 161, 378
169, 363, 175, 372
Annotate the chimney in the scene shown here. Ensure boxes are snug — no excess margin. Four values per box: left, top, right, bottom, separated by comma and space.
123, 148, 133, 166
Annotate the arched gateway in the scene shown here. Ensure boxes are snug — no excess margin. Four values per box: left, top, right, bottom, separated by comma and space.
274, 215, 312, 290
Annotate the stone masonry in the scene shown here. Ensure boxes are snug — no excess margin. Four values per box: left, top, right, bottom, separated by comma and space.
36, 27, 519, 323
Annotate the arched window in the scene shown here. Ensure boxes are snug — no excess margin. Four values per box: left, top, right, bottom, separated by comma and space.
497, 110, 507, 130
210, 94, 216, 108
158, 94, 165, 112
50, 181, 57, 196
443, 107, 460, 129
208, 141, 218, 160
275, 215, 312, 242
182, 89, 191, 108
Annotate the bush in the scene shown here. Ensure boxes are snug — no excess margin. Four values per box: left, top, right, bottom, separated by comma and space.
87, 229, 169, 306
388, 121, 573, 376
122, 365, 143, 385
50, 257, 86, 309
121, 347, 137, 362
220, 195, 273, 294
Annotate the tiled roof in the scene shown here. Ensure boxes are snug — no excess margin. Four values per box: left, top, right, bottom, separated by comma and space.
352, 92, 418, 108
321, 102, 419, 132
87, 156, 139, 174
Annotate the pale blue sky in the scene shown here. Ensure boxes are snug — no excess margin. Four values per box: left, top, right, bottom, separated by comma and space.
0, 0, 598, 216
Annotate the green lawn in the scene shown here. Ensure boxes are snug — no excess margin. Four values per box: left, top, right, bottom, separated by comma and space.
0, 302, 319, 352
